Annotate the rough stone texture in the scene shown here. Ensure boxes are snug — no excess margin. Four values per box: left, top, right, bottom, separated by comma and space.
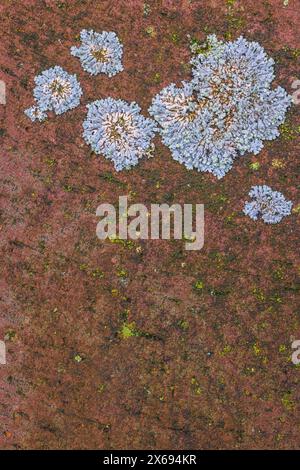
0, 0, 299, 450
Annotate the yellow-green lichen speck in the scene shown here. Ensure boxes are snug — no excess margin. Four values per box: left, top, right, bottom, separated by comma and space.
119, 322, 137, 339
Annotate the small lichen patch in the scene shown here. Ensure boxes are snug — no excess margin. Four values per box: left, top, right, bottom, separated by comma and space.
119, 322, 137, 339
249, 162, 260, 171
281, 392, 295, 411
74, 354, 83, 363
191, 377, 202, 396
271, 159, 286, 169
194, 280, 204, 290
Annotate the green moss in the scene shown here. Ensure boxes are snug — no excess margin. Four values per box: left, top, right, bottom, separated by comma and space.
177, 319, 189, 331
210, 287, 230, 297
21, 32, 39, 45
225, 0, 245, 39
281, 391, 295, 411
224, 212, 238, 226
249, 161, 260, 171
272, 267, 284, 280
74, 354, 83, 363
57, 1, 67, 9
290, 48, 300, 58
119, 309, 130, 322
279, 121, 300, 141
63, 184, 73, 192
119, 321, 137, 339
170, 32, 180, 45
91, 268, 104, 279
282, 46, 300, 60
190, 38, 215, 56
252, 343, 261, 356
258, 321, 269, 330
271, 159, 285, 169
242, 366, 256, 376
269, 293, 282, 304
208, 193, 229, 213
109, 236, 135, 249
194, 280, 204, 290
98, 171, 126, 187
219, 345, 232, 356
152, 72, 161, 84
252, 287, 265, 302
97, 384, 106, 394
292, 204, 300, 214
119, 319, 162, 341
4, 329, 16, 341
191, 376, 202, 396
143, 2, 151, 17
38, 240, 46, 253
79, 263, 88, 271
44, 157, 57, 167
116, 268, 127, 278
145, 26, 156, 38
79, 264, 104, 279
209, 250, 237, 268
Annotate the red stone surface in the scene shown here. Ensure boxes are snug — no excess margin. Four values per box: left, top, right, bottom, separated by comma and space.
0, 0, 299, 449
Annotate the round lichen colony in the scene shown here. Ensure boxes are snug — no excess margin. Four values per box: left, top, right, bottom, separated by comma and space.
71, 30, 123, 77
83, 98, 157, 170
243, 185, 292, 224
25, 66, 82, 121
149, 35, 292, 179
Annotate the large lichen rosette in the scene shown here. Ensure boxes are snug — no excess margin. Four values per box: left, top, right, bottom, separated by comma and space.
25, 66, 82, 121
149, 35, 292, 178
83, 98, 157, 170
71, 30, 123, 77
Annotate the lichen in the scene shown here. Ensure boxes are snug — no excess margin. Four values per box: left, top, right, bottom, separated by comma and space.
244, 185, 292, 224
25, 66, 82, 121
119, 322, 137, 339
83, 98, 157, 171
150, 35, 291, 178
71, 30, 123, 77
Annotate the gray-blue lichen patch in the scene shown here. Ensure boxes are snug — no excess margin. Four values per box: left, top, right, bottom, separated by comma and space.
25, 66, 82, 121
149, 35, 292, 179
71, 30, 123, 77
83, 98, 158, 171
243, 185, 292, 224
24, 106, 47, 122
